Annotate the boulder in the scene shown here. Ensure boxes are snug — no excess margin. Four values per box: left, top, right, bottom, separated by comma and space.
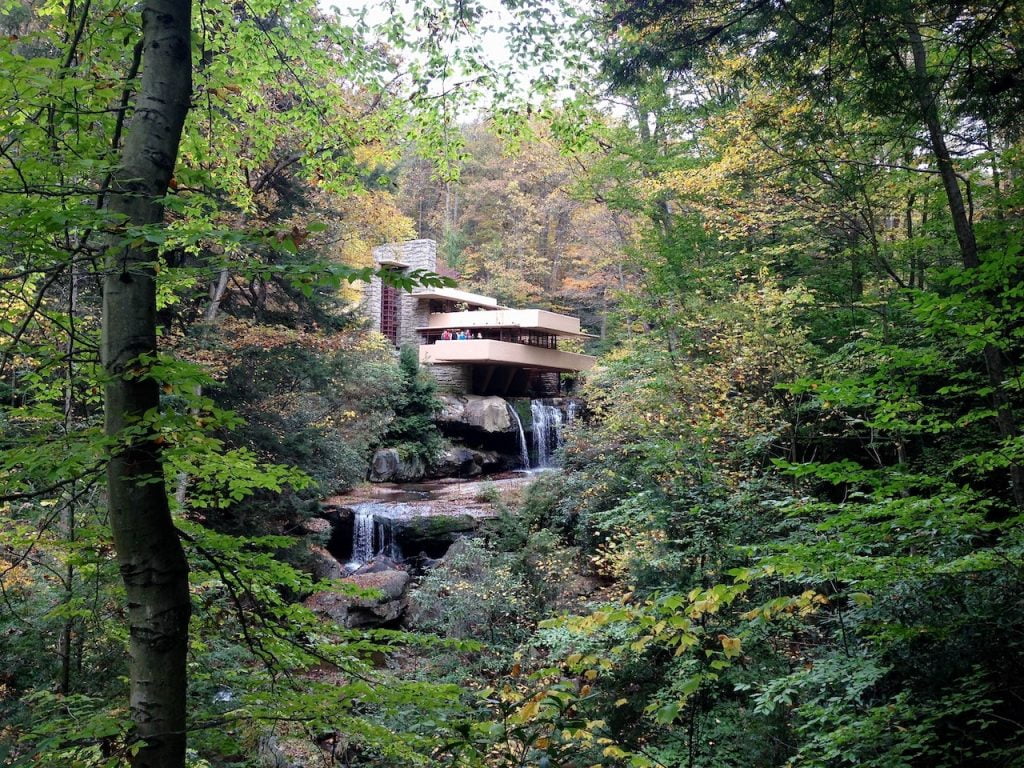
431, 445, 483, 477
302, 517, 333, 536
304, 590, 351, 624
352, 556, 403, 575
348, 569, 410, 601
304, 568, 411, 628
437, 395, 515, 433
343, 569, 410, 627
308, 544, 344, 581
438, 395, 468, 423
369, 448, 426, 483
464, 397, 514, 432
391, 514, 478, 557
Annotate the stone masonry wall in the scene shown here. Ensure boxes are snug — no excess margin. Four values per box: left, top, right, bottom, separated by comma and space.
367, 240, 437, 349
365, 275, 382, 334
365, 240, 473, 396
430, 364, 472, 394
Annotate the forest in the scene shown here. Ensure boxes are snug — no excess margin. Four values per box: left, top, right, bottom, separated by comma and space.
1, 0, 1022, 767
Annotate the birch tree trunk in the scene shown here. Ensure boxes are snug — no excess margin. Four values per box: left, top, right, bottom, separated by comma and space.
102, 1, 193, 766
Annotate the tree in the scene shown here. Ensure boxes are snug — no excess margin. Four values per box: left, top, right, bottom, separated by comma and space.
0, 0, 453, 764
443, 3, 1024, 766
379, 345, 443, 465
600, 0, 1024, 507
101, 1, 192, 765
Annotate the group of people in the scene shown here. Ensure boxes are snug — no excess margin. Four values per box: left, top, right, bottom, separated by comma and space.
439, 329, 483, 341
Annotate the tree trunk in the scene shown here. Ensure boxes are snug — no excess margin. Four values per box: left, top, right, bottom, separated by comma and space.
102, 1, 193, 766
904, 15, 1024, 510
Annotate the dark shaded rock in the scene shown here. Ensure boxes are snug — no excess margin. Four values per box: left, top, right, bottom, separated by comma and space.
320, 504, 351, 524
352, 556, 403, 575
304, 569, 410, 628
417, 551, 442, 570
322, 508, 354, 563
392, 514, 478, 558
431, 445, 483, 477
302, 517, 333, 536
370, 448, 426, 483
429, 445, 508, 478
308, 544, 343, 581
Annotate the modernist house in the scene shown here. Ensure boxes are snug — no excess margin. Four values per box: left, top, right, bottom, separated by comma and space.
365, 239, 595, 397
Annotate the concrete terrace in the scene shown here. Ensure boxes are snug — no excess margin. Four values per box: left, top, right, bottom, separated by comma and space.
365, 239, 596, 397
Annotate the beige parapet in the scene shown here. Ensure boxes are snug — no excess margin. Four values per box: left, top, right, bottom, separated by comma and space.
420, 339, 595, 372
418, 309, 595, 337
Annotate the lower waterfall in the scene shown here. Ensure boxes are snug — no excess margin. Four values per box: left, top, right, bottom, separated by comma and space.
507, 402, 530, 469
346, 502, 401, 569
531, 400, 564, 469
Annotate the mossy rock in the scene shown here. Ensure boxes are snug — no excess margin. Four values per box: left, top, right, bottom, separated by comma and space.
391, 514, 478, 557
510, 397, 533, 433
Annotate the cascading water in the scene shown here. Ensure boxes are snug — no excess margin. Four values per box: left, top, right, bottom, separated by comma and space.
566, 400, 581, 424
507, 402, 530, 469
346, 502, 402, 570
349, 505, 376, 567
531, 400, 564, 468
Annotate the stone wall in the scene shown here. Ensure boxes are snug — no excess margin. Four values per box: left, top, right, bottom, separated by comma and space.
365, 273, 382, 334
399, 284, 430, 349
534, 371, 560, 397
366, 240, 438, 348
430, 364, 472, 394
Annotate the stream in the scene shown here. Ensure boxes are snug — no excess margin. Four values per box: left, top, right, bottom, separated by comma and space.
329, 398, 575, 570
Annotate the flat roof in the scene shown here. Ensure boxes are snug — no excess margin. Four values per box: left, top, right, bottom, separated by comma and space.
413, 287, 506, 310
418, 323, 597, 338
417, 308, 597, 338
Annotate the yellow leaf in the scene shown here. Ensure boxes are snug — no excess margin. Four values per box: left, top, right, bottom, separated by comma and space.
603, 745, 629, 758
517, 698, 540, 721
719, 634, 742, 658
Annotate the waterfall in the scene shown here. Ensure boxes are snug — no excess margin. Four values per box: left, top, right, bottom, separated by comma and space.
346, 502, 403, 569
531, 400, 564, 468
348, 505, 376, 568
507, 402, 530, 469
566, 400, 581, 424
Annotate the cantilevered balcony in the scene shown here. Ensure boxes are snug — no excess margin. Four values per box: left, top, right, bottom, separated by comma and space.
419, 339, 595, 373
418, 309, 593, 338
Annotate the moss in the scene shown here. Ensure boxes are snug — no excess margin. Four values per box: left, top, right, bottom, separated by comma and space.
402, 514, 477, 537
510, 397, 532, 431
393, 514, 480, 558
